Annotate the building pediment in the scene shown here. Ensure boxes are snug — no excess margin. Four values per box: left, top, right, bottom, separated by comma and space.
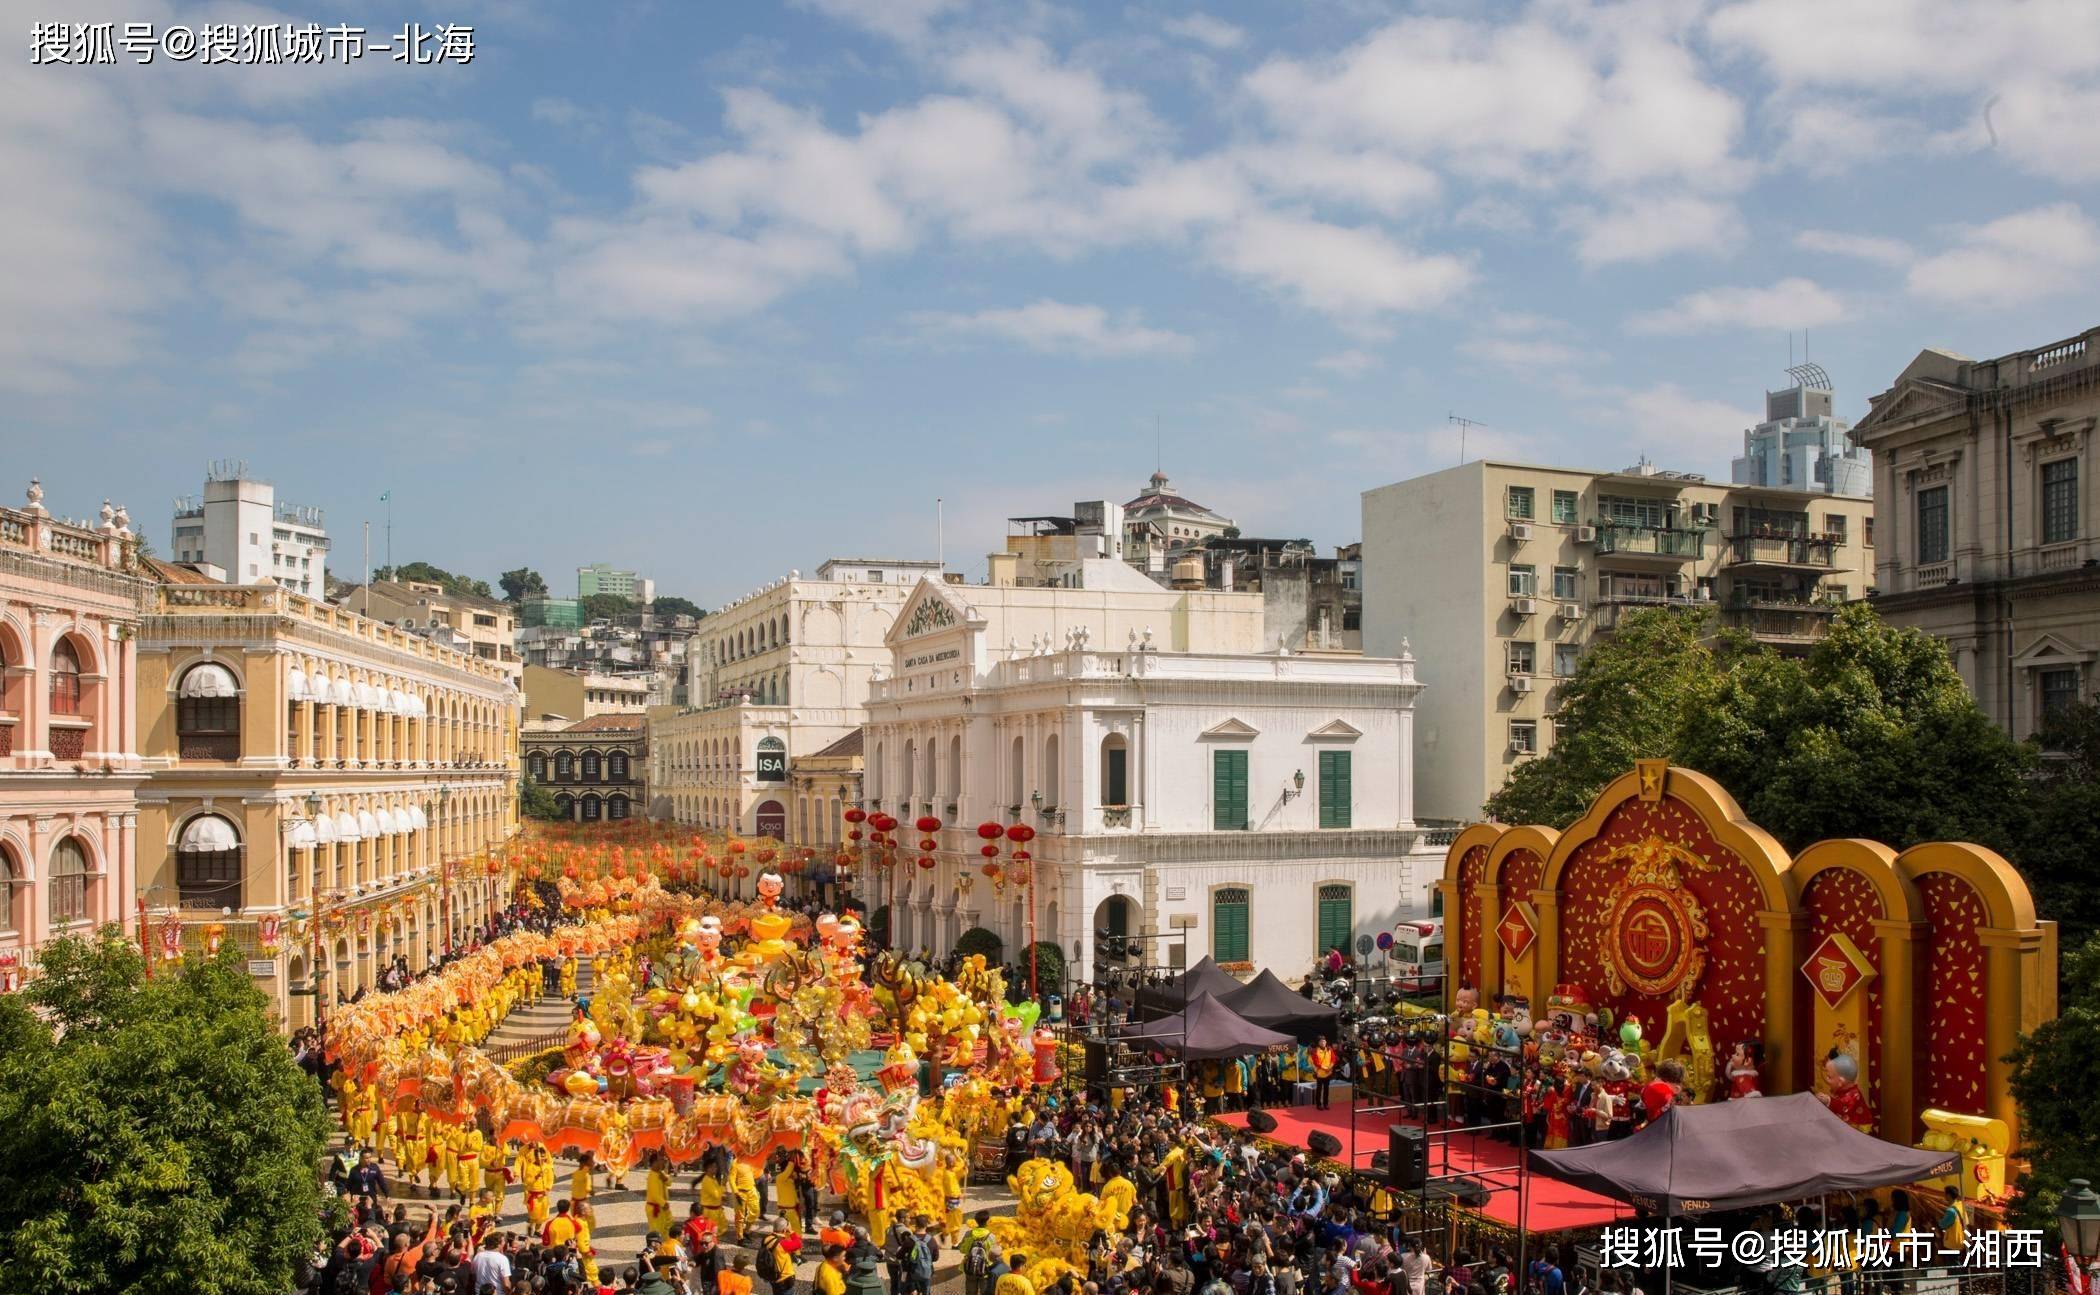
2013, 632, 2095, 670
1200, 717, 1260, 740
1305, 719, 1363, 741
885, 578, 977, 648
1855, 377, 1967, 441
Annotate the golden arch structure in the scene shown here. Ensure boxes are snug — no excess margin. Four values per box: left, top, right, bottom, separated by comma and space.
1438, 761, 2057, 1150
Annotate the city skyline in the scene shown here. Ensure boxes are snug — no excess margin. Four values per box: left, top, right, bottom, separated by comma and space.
11, 0, 2100, 604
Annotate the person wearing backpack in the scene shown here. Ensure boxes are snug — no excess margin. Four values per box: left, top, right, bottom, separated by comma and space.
962, 1211, 997, 1295
758, 1219, 802, 1295
901, 1216, 938, 1295
887, 1217, 915, 1295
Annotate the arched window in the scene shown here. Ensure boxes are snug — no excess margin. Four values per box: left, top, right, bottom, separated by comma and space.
1009, 735, 1024, 808
869, 743, 884, 800
609, 751, 629, 781
48, 837, 90, 927
528, 753, 547, 781
0, 844, 19, 935
1042, 733, 1061, 807
176, 663, 241, 761
582, 751, 602, 782
49, 638, 82, 715
554, 750, 574, 780
1100, 733, 1129, 807
947, 735, 962, 798
581, 794, 602, 821
607, 794, 629, 820
901, 740, 916, 802
177, 814, 244, 909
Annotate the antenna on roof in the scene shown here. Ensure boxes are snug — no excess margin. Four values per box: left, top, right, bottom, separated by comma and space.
1449, 413, 1485, 465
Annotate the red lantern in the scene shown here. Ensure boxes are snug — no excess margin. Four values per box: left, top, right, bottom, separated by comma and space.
563, 862, 578, 879
917, 856, 935, 870
915, 815, 942, 834
848, 829, 863, 842
872, 813, 897, 833
1008, 863, 1032, 886
976, 821, 1003, 841
1006, 823, 1036, 845
728, 840, 747, 855
979, 844, 1000, 859
918, 837, 937, 852
1012, 849, 1032, 863
981, 862, 1003, 879
844, 807, 867, 824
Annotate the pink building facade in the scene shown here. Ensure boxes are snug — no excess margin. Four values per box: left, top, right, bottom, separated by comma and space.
0, 481, 149, 986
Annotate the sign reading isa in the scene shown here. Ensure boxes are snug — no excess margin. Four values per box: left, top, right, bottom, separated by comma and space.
755, 738, 788, 783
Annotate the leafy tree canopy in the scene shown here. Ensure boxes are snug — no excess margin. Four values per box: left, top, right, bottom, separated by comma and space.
500, 567, 548, 602
1485, 603, 2031, 861
650, 595, 704, 619
375, 561, 495, 601
580, 592, 636, 622
0, 930, 329, 1295
2009, 931, 2100, 1233
522, 778, 565, 821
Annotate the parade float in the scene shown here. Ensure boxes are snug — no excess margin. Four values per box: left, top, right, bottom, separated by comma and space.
1436, 759, 2056, 1222
324, 827, 1059, 1221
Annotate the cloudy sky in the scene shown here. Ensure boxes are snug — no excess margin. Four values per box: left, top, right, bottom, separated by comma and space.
9, 0, 2099, 605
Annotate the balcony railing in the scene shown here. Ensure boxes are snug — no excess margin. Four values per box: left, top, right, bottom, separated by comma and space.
178, 732, 242, 762
1726, 535, 1838, 568
1102, 806, 1131, 829
1594, 523, 1704, 559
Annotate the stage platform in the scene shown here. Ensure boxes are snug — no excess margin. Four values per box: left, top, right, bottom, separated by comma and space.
1216, 1100, 1628, 1234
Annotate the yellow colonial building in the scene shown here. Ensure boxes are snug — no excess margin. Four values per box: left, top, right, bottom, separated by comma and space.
136, 576, 521, 1028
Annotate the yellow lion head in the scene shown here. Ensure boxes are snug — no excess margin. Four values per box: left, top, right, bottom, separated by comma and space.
1007, 1157, 1075, 1217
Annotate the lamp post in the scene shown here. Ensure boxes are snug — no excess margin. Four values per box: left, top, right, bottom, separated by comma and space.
303, 791, 328, 1032
2060, 1179, 2100, 1295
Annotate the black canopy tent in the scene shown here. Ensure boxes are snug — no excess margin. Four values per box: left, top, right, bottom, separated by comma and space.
1116, 991, 1295, 1061
1219, 968, 1341, 1043
1534, 1093, 1960, 1216
1134, 954, 1246, 1019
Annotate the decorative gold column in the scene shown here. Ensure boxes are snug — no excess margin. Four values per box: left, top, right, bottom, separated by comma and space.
1977, 926, 2045, 1146
1531, 888, 1560, 1004
1758, 909, 1807, 1094
1872, 917, 1926, 1143
1477, 878, 1503, 1001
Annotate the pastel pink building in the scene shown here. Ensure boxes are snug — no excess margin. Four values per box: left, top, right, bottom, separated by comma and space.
0, 479, 150, 986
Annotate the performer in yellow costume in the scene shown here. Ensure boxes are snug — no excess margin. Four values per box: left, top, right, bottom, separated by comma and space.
645, 1152, 673, 1243
520, 1143, 555, 1229
730, 1158, 761, 1236
941, 1151, 966, 1245
569, 1151, 596, 1211
1161, 1143, 1190, 1228
1098, 1166, 1136, 1234
698, 1164, 727, 1232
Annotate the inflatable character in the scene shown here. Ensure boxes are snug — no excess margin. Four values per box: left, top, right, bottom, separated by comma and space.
1816, 1050, 1874, 1132
1726, 1040, 1763, 1099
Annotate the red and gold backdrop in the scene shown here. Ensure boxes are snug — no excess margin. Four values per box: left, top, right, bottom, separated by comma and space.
1437, 761, 2057, 1151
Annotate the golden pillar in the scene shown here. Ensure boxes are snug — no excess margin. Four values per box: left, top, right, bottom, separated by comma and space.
1871, 917, 1925, 1143
1477, 877, 1503, 1003
1531, 888, 1560, 1006
1977, 927, 2044, 1146
1757, 909, 1806, 1095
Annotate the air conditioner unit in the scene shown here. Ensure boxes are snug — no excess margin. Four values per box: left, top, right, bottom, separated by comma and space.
1510, 738, 1535, 754
1558, 602, 1584, 620
1511, 596, 1537, 615
1509, 674, 1534, 693
1509, 522, 1534, 542
1576, 525, 1598, 543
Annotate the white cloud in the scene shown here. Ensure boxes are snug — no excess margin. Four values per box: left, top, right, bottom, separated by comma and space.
1794, 229, 1913, 266
1459, 335, 1592, 368
946, 38, 1164, 167
1230, 146, 1440, 217
1619, 383, 1758, 462
531, 98, 607, 133
789, 0, 966, 41
1627, 277, 1847, 334
1906, 202, 2100, 309
1452, 196, 1535, 236
1316, 349, 1380, 377
1566, 194, 1744, 264
1245, 16, 1745, 190
1207, 213, 1474, 318
910, 299, 1196, 357
1162, 13, 1246, 50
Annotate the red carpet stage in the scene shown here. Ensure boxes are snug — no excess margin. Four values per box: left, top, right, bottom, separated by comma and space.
1217, 1101, 1628, 1234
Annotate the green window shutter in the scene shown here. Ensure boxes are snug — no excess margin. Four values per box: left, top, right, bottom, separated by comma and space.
1213, 750, 1247, 830
1319, 751, 1351, 828
1214, 888, 1249, 963
1317, 885, 1353, 956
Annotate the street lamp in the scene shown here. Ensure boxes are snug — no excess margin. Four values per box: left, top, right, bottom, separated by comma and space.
2060, 1179, 2100, 1295
434, 785, 453, 955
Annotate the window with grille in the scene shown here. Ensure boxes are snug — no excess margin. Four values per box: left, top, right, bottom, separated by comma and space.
1552, 567, 1579, 600
1506, 487, 1535, 520
1317, 885, 1353, 957
1213, 888, 1250, 963
1212, 750, 1248, 830
1510, 721, 1538, 755
49, 838, 88, 926
609, 752, 629, 780
179, 847, 244, 909
1551, 490, 1579, 524
1318, 750, 1351, 829
1599, 496, 1666, 528
528, 754, 547, 781
1506, 641, 1535, 675
608, 797, 629, 820
582, 752, 602, 782
1555, 643, 1581, 677
1507, 565, 1536, 596
2041, 667, 2081, 723
555, 752, 574, 780
2043, 459, 2079, 545
178, 696, 241, 760
1917, 486, 1950, 564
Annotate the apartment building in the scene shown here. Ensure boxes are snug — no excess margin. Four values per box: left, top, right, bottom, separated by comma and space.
169, 460, 329, 596
340, 579, 522, 687
1363, 458, 1875, 822
0, 483, 152, 987
1852, 324, 2100, 738
136, 576, 520, 1027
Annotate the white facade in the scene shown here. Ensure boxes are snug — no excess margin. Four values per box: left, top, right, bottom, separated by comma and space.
648, 565, 923, 850
169, 461, 328, 596
860, 574, 1443, 985
815, 558, 946, 585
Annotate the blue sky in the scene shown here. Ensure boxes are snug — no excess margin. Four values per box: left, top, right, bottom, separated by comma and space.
9, 0, 2100, 606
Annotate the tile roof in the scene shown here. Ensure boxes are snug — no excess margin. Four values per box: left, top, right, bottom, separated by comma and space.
565, 712, 647, 733
809, 727, 864, 758
143, 557, 216, 585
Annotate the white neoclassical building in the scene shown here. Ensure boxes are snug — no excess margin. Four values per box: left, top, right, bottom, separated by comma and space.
859, 562, 1445, 985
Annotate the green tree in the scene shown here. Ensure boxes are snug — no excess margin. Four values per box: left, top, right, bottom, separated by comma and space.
522, 779, 565, 821
954, 926, 1005, 962
500, 567, 548, 603
2019, 694, 2100, 949
2008, 931, 2100, 1233
0, 929, 330, 1295
376, 561, 496, 601
1485, 604, 2031, 857
651, 595, 704, 620
580, 593, 635, 622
